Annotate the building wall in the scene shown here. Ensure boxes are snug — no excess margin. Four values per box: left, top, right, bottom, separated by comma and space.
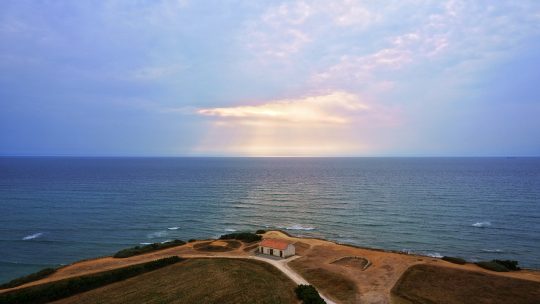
259, 245, 295, 258
283, 244, 295, 257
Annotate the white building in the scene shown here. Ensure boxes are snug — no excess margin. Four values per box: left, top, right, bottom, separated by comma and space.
258, 238, 295, 258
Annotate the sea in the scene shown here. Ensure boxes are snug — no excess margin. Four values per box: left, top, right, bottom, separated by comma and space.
1, 157, 539, 283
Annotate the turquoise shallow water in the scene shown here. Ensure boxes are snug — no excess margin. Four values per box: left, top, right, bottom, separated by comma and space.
1, 157, 539, 283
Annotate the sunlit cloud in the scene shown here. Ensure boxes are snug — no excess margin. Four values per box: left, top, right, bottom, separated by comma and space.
194, 92, 399, 156
198, 91, 369, 124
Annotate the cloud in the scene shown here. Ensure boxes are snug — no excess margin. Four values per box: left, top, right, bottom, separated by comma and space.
327, 0, 380, 27
312, 0, 540, 89
197, 91, 369, 124
240, 0, 380, 60
193, 92, 400, 156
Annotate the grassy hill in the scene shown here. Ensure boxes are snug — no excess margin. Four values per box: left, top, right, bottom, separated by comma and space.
53, 258, 298, 304
392, 264, 540, 304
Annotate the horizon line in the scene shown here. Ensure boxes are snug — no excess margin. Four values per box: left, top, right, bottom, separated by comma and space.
0, 154, 537, 158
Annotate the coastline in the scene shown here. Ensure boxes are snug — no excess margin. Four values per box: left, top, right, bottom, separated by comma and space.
2, 230, 540, 304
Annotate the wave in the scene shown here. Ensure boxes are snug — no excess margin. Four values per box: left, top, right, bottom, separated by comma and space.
481, 249, 504, 253
139, 242, 152, 245
472, 221, 491, 228
22, 232, 43, 240
167, 227, 180, 230
224, 228, 237, 232
147, 231, 167, 238
401, 249, 443, 258
281, 224, 315, 231
336, 238, 356, 244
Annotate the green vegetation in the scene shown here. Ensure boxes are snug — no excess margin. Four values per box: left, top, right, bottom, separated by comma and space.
493, 259, 520, 271
0, 256, 182, 304
193, 240, 241, 252
0, 267, 56, 289
113, 239, 185, 258
219, 232, 261, 243
53, 258, 298, 304
256, 229, 266, 234
475, 261, 509, 272
295, 284, 327, 304
442, 256, 466, 265
475, 260, 520, 272
392, 264, 540, 304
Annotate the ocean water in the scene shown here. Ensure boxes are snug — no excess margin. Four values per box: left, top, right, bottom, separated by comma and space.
1, 157, 539, 283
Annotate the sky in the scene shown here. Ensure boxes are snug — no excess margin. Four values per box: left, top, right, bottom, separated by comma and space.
1, 0, 539, 157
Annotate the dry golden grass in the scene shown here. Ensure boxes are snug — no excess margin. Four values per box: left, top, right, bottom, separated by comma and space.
266, 230, 540, 303
243, 243, 259, 252
210, 240, 229, 246
392, 264, 540, 304
292, 241, 311, 255
53, 258, 298, 304
290, 257, 358, 304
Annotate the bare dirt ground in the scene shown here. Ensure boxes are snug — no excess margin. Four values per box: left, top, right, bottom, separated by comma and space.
263, 231, 540, 304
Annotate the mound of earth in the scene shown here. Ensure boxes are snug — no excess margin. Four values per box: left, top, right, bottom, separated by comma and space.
331, 256, 370, 270
193, 240, 241, 252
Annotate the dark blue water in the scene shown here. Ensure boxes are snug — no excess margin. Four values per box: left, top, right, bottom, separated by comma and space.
1, 157, 539, 283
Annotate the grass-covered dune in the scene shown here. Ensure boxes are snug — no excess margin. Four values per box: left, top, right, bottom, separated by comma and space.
52, 258, 298, 304
0, 257, 182, 304
219, 232, 262, 243
113, 239, 186, 258
0, 267, 56, 290
391, 264, 540, 304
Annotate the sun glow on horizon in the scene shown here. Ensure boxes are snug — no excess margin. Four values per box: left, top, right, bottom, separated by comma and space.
193, 92, 398, 156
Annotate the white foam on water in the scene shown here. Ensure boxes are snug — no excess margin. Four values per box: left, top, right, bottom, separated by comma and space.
161, 240, 173, 244
472, 221, 491, 228
167, 227, 180, 230
282, 224, 315, 231
401, 249, 443, 258
225, 228, 237, 232
481, 249, 504, 253
140, 242, 152, 245
22, 233, 43, 240
147, 231, 167, 238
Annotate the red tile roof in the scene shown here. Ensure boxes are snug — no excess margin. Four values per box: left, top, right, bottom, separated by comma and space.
260, 238, 291, 250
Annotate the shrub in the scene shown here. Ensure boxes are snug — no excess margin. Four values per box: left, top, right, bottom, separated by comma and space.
493, 260, 520, 271
113, 239, 185, 258
295, 284, 326, 304
476, 261, 509, 272
188, 239, 196, 243
0, 256, 182, 304
442, 256, 466, 265
0, 268, 56, 289
219, 232, 261, 243
256, 229, 266, 234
